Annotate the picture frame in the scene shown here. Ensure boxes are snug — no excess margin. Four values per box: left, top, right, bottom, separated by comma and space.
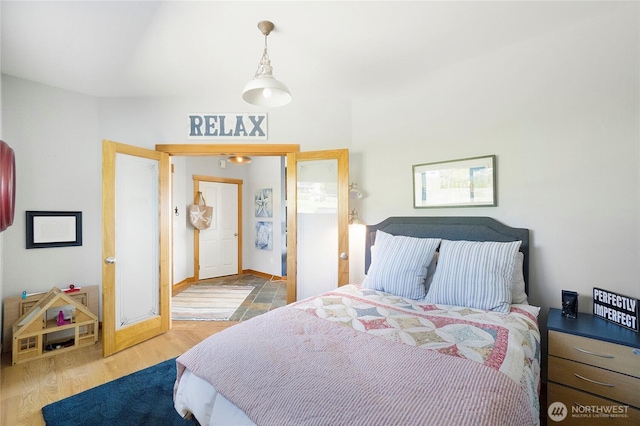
413, 155, 496, 208
26, 211, 82, 249
255, 221, 273, 251
562, 290, 579, 319
255, 188, 273, 217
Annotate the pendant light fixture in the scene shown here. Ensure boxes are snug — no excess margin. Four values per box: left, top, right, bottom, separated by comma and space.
227, 155, 252, 164
242, 20, 292, 107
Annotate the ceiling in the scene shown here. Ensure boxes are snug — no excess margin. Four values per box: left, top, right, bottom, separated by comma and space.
1, 1, 622, 103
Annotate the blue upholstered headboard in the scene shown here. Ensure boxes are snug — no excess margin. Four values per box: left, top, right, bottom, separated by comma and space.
364, 216, 530, 294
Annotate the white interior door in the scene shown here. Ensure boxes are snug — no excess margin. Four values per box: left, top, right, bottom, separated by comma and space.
197, 180, 239, 279
287, 149, 349, 303
102, 140, 170, 357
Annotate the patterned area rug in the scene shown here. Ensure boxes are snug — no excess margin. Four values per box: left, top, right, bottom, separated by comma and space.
172, 285, 254, 321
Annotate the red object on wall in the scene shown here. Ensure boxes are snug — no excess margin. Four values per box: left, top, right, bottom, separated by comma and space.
0, 140, 16, 232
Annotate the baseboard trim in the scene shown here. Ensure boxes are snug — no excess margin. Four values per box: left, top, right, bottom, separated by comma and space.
172, 277, 196, 296
242, 269, 285, 282
173, 272, 284, 295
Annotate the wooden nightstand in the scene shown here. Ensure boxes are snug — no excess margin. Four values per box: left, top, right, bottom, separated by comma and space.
547, 308, 640, 425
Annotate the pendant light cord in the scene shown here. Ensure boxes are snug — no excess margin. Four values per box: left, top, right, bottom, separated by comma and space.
254, 34, 273, 78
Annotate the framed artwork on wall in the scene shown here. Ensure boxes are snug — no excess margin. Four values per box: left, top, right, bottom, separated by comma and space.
255, 221, 272, 251
255, 188, 273, 217
413, 155, 496, 208
26, 211, 83, 249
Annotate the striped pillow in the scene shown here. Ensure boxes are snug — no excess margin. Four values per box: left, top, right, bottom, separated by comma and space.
425, 240, 521, 313
363, 230, 441, 300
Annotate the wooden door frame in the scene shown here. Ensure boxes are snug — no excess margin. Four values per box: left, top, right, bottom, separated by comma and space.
286, 149, 350, 304
192, 175, 243, 281
156, 144, 300, 302
156, 144, 299, 157
103, 140, 171, 357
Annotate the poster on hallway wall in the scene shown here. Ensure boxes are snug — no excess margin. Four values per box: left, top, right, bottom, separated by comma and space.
255, 188, 273, 217
187, 113, 267, 140
255, 221, 272, 251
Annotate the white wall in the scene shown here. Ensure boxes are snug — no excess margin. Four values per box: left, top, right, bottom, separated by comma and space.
352, 6, 639, 322
96, 96, 352, 152
0, 4, 638, 352
2, 76, 102, 299
171, 155, 188, 283
245, 156, 285, 277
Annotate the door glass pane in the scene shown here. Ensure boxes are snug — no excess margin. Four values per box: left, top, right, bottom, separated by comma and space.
297, 159, 338, 300
115, 153, 160, 330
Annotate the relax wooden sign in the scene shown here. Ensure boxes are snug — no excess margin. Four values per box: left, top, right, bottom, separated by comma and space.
188, 113, 267, 140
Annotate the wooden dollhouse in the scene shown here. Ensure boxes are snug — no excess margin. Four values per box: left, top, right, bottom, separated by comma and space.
12, 287, 98, 365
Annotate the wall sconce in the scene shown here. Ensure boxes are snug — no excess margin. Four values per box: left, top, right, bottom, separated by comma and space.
349, 208, 364, 225
242, 21, 292, 107
349, 181, 363, 199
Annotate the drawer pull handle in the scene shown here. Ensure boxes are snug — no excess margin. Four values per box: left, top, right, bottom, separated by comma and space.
574, 373, 615, 387
573, 347, 614, 359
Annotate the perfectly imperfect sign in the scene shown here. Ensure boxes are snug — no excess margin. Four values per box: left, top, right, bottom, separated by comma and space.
593, 287, 638, 332
188, 113, 267, 140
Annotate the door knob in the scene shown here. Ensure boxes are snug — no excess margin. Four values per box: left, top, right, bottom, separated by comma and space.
234, 233, 239, 236
105, 257, 116, 264
340, 252, 348, 260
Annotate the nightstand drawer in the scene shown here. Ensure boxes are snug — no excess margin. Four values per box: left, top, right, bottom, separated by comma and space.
548, 382, 640, 426
549, 356, 640, 408
548, 330, 640, 378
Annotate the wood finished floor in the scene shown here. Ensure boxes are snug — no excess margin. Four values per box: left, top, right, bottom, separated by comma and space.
0, 274, 281, 426
1, 276, 547, 425
0, 321, 233, 425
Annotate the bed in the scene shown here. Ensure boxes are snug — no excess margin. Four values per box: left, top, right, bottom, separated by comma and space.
174, 216, 541, 425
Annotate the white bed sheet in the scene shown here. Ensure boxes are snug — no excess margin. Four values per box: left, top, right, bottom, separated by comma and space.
174, 368, 255, 426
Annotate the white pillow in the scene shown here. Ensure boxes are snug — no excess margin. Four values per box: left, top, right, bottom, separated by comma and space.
425, 239, 521, 313
363, 230, 441, 300
511, 251, 528, 304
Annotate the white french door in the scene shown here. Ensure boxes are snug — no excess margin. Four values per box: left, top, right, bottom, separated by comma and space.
287, 149, 349, 303
102, 140, 171, 357
101, 143, 348, 357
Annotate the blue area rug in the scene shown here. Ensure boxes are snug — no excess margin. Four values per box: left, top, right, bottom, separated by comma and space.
42, 358, 193, 425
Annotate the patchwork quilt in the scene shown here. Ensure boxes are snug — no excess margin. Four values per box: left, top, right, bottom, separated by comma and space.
294, 285, 541, 417
176, 284, 541, 425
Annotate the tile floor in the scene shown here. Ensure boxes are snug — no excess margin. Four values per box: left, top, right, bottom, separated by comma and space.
196, 273, 287, 321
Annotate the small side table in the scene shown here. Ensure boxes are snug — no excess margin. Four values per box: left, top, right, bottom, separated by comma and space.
546, 308, 640, 425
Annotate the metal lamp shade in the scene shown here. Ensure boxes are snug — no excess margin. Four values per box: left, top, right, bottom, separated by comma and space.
242, 76, 292, 107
